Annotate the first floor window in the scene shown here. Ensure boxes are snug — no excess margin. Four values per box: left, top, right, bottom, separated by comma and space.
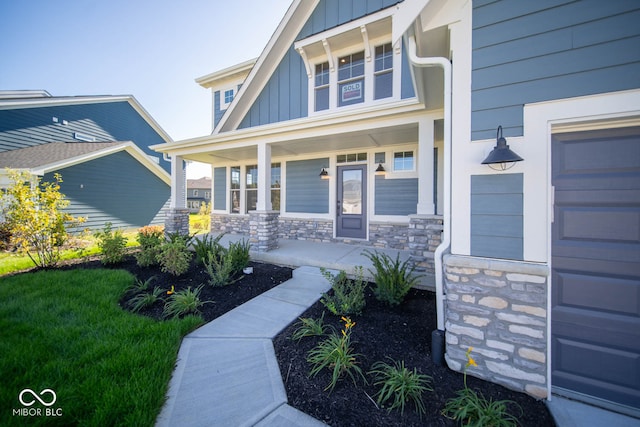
271, 163, 281, 211
394, 151, 414, 171
230, 166, 240, 213
245, 164, 258, 213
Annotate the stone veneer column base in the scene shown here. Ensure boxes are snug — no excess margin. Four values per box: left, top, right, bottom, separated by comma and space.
443, 254, 550, 400
249, 211, 279, 252
408, 215, 443, 274
165, 208, 190, 236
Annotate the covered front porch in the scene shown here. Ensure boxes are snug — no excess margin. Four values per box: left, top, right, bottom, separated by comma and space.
206, 232, 436, 290
158, 105, 444, 275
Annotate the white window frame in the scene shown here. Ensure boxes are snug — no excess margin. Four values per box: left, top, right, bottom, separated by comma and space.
221, 88, 235, 110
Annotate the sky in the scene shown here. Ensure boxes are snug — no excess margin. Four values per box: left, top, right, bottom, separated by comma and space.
0, 0, 292, 178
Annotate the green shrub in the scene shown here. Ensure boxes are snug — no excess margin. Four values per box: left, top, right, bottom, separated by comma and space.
2, 169, 85, 267
135, 225, 164, 267
319, 267, 366, 316
126, 276, 155, 294
204, 251, 240, 287
307, 317, 365, 392
291, 312, 333, 341
369, 359, 433, 416
163, 285, 206, 318
227, 239, 251, 275
94, 222, 128, 265
192, 233, 226, 265
157, 240, 192, 276
364, 250, 421, 306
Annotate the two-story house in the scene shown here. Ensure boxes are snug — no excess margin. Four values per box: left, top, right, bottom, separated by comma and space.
0, 91, 173, 230
187, 177, 212, 212
152, 0, 640, 416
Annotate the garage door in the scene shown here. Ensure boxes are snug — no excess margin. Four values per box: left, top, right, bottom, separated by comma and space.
551, 126, 640, 413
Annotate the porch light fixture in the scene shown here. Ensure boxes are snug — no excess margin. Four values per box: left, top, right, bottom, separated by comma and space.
319, 167, 329, 179
375, 163, 386, 175
481, 126, 524, 171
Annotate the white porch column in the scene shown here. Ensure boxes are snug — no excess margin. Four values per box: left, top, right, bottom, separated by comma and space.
256, 143, 272, 211
417, 117, 435, 214
170, 155, 186, 209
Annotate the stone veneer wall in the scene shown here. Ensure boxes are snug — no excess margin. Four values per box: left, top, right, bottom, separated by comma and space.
443, 254, 549, 400
408, 215, 443, 274
278, 217, 334, 242
165, 208, 190, 236
211, 214, 250, 235
249, 211, 279, 252
369, 222, 410, 249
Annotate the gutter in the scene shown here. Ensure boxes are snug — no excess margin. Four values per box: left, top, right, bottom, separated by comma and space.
405, 35, 451, 360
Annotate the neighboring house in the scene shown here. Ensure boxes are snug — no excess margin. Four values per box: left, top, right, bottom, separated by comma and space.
187, 177, 212, 212
0, 91, 173, 230
152, 0, 640, 416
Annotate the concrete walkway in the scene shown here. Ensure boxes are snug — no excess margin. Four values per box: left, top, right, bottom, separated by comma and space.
156, 266, 330, 427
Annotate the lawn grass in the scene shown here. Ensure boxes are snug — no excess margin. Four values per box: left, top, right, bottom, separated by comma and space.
0, 268, 203, 426
0, 230, 138, 276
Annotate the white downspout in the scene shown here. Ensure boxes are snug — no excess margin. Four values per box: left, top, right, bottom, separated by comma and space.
406, 35, 450, 332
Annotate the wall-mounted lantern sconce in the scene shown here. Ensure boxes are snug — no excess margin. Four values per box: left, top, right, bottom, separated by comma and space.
319, 167, 329, 179
482, 126, 524, 171
375, 163, 386, 176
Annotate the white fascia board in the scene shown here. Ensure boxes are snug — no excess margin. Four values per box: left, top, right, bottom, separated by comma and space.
216, 0, 320, 133
152, 99, 432, 155
0, 95, 174, 145
392, 0, 431, 45
30, 142, 171, 185
195, 58, 258, 88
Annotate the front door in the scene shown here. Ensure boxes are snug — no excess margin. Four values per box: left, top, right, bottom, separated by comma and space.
551, 126, 640, 414
336, 165, 367, 239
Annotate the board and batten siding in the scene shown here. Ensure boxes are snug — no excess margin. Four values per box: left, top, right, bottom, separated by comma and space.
285, 158, 329, 213
213, 167, 227, 211
0, 102, 170, 172
239, 0, 411, 129
46, 151, 170, 230
470, 173, 523, 260
374, 176, 418, 215
471, 0, 640, 140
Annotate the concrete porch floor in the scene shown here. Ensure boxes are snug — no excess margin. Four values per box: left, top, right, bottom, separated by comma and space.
209, 233, 436, 290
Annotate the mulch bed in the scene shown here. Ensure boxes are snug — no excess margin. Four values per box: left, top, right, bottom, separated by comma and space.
55, 253, 554, 426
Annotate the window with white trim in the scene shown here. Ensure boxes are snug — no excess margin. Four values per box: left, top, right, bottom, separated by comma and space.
230, 166, 240, 214
315, 62, 330, 112
338, 51, 365, 107
221, 88, 235, 110
245, 164, 258, 213
374, 43, 393, 100
193, 189, 199, 197
393, 151, 414, 171
271, 163, 281, 211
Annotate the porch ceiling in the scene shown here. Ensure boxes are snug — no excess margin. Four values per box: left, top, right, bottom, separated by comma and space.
183, 122, 419, 164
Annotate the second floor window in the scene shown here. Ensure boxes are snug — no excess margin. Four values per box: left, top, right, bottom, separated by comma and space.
315, 62, 330, 112
338, 51, 365, 107
224, 89, 234, 105
374, 43, 393, 100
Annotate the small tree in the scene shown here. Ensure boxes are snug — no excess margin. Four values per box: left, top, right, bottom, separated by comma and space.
2, 169, 84, 267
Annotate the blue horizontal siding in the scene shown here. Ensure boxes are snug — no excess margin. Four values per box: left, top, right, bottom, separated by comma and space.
45, 150, 170, 231
471, 0, 640, 140
0, 101, 170, 172
285, 158, 329, 213
470, 173, 523, 260
213, 167, 227, 210
374, 176, 418, 215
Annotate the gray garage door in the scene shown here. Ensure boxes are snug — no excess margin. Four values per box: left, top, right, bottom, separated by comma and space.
551, 126, 640, 413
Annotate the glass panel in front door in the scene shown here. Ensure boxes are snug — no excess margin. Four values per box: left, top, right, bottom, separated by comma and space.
342, 169, 362, 214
